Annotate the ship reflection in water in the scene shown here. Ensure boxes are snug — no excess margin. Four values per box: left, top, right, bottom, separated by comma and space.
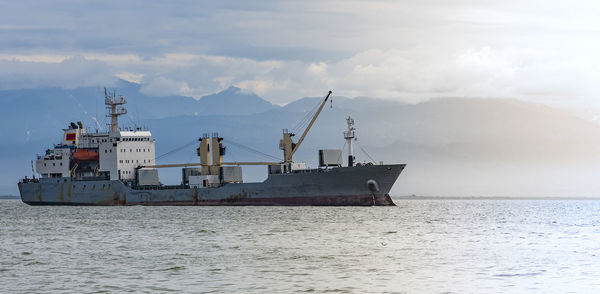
1, 199, 599, 293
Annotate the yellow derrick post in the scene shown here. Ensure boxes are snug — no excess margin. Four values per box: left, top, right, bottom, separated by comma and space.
197, 137, 211, 175
279, 133, 295, 163
210, 135, 223, 175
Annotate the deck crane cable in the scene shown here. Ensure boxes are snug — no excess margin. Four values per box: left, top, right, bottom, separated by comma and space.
291, 97, 324, 134
336, 140, 347, 166
293, 98, 324, 134
356, 141, 377, 164
290, 97, 321, 133
155, 139, 199, 162
223, 139, 282, 161
291, 105, 317, 134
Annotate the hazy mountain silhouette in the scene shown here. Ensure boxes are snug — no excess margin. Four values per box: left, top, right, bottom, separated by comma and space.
2, 82, 600, 196
0, 81, 278, 144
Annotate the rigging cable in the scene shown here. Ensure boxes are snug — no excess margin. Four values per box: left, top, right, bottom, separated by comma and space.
356, 141, 377, 164
291, 96, 326, 134
222, 139, 282, 161
336, 140, 347, 166
155, 139, 199, 162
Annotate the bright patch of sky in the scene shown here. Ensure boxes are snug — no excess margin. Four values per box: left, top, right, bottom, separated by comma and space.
1, 0, 599, 106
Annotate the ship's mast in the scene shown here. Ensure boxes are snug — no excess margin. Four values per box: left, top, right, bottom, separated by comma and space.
344, 116, 355, 167
104, 88, 127, 133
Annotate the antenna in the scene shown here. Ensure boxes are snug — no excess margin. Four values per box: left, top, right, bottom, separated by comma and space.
31, 160, 35, 178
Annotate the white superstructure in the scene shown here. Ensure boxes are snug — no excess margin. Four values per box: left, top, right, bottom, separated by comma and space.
344, 116, 356, 167
35, 90, 157, 182
106, 130, 155, 180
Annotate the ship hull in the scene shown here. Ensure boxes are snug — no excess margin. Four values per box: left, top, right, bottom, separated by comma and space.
19, 164, 404, 206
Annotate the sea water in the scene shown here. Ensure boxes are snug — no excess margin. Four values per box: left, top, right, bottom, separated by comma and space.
1, 199, 599, 293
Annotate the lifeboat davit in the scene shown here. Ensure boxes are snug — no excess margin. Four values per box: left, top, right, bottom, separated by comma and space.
73, 149, 99, 161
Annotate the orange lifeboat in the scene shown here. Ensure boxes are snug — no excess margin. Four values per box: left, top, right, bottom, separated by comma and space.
73, 149, 99, 161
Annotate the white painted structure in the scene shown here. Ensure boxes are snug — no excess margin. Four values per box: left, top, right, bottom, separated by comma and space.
34, 92, 157, 182
109, 131, 155, 180
343, 116, 356, 167
36, 147, 71, 178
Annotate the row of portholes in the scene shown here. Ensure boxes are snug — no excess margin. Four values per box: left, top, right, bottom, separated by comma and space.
123, 137, 150, 141
119, 148, 151, 153
43, 162, 63, 166
119, 159, 149, 164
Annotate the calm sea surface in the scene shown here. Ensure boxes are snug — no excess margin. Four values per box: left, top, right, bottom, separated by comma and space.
1, 199, 600, 293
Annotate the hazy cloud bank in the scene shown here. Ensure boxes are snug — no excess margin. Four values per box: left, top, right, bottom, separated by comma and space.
1, 0, 600, 106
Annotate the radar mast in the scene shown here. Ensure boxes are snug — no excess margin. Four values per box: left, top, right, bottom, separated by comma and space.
344, 116, 356, 166
104, 88, 127, 133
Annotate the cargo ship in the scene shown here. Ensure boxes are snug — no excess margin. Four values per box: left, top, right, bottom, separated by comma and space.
18, 90, 405, 206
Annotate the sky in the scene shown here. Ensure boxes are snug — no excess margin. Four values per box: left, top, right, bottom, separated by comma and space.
1, 0, 600, 106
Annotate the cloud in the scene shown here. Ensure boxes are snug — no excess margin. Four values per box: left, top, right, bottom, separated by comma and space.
1, 1, 600, 106
1, 46, 600, 107
115, 72, 144, 83
0, 56, 117, 90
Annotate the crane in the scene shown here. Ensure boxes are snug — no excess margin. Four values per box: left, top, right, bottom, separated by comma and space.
142, 90, 333, 169
280, 90, 332, 163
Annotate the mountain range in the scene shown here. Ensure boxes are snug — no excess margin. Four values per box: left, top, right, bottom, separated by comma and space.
2, 81, 600, 197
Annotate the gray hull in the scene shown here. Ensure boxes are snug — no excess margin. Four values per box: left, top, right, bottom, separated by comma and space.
19, 164, 405, 206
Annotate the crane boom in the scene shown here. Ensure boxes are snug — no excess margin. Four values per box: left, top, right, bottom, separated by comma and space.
291, 90, 332, 156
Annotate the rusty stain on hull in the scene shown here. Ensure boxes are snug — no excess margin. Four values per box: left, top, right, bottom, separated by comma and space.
23, 194, 395, 206
58, 183, 64, 202
67, 183, 72, 202
36, 183, 42, 202
192, 189, 198, 205
19, 164, 405, 206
